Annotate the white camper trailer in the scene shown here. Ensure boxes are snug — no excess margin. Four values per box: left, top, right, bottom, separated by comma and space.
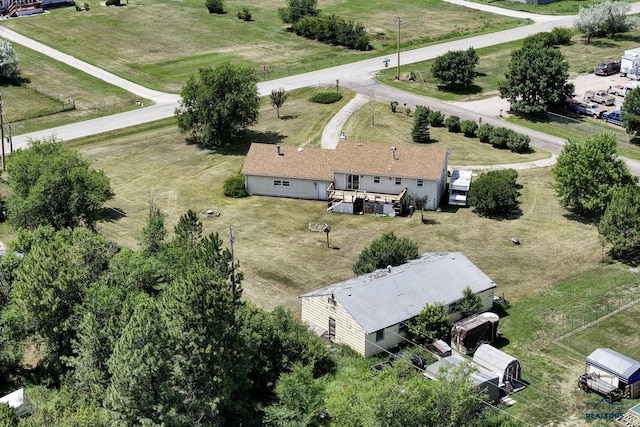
621, 48, 640, 76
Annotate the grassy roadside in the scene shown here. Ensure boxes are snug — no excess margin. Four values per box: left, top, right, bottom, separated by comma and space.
0, 0, 528, 93
2, 43, 141, 136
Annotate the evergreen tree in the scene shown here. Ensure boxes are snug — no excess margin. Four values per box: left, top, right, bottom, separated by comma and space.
598, 185, 640, 259
412, 105, 431, 143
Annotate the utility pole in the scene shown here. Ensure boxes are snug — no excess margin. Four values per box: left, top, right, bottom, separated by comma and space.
0, 93, 4, 171
394, 16, 405, 81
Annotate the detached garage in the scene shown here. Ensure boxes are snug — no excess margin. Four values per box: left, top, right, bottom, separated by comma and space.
586, 348, 640, 399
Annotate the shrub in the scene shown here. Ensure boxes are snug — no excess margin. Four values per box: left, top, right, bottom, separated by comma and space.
489, 127, 513, 149
428, 110, 445, 127
223, 174, 249, 198
409, 71, 417, 81
461, 120, 478, 137
84, 2, 89, 9
237, 7, 251, 20
468, 169, 520, 218
507, 133, 530, 153
444, 115, 461, 133
390, 101, 399, 113
477, 124, 494, 143
206, 0, 224, 14
75, 4, 82, 10
405, 107, 411, 116
353, 232, 419, 275
549, 27, 573, 45
310, 91, 342, 104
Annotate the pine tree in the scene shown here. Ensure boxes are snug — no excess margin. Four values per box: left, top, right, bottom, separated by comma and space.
412, 105, 431, 143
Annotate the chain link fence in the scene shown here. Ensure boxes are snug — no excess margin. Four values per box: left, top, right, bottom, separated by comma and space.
547, 111, 630, 145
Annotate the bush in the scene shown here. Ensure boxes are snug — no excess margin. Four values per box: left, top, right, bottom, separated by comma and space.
237, 7, 251, 20
84, 2, 89, 9
310, 91, 343, 104
489, 127, 513, 149
461, 120, 478, 137
507, 133, 530, 153
223, 174, 249, 198
206, 0, 224, 13
477, 124, 494, 143
390, 101, 399, 113
353, 232, 419, 275
75, 4, 82, 10
428, 110, 445, 127
468, 169, 520, 218
444, 115, 461, 133
549, 27, 573, 45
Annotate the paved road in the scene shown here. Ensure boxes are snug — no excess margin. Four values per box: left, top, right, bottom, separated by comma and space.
4, 2, 640, 176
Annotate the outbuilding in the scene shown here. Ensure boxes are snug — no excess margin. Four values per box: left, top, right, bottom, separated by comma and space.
473, 344, 524, 391
586, 348, 640, 399
424, 354, 500, 402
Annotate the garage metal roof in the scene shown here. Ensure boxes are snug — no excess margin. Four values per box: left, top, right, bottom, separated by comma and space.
586, 348, 640, 384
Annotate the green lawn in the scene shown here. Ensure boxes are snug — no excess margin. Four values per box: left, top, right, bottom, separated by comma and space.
1, 43, 142, 136
0, 0, 528, 93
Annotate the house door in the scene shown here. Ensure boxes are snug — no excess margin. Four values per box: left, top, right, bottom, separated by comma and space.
317, 183, 327, 200
347, 174, 359, 190
329, 317, 336, 340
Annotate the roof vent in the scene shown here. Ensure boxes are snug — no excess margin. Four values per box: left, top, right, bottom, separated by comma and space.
391, 146, 397, 160
297, 147, 304, 152
276, 144, 282, 156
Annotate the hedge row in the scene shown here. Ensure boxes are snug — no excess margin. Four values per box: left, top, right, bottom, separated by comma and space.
292, 14, 371, 51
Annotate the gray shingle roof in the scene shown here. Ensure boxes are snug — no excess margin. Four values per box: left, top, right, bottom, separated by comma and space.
300, 252, 497, 334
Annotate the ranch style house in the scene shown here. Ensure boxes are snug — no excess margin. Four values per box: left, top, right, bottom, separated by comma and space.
300, 252, 497, 357
241, 142, 450, 215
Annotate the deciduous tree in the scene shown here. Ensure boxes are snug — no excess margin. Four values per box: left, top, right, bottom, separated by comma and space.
0, 40, 19, 82
408, 303, 451, 344
468, 169, 520, 218
575, 1, 638, 42
431, 47, 479, 88
270, 87, 288, 119
499, 41, 573, 115
6, 138, 114, 231
175, 64, 259, 147
278, 0, 318, 24
353, 232, 419, 275
552, 134, 637, 219
623, 87, 640, 136
598, 185, 640, 259
459, 286, 482, 318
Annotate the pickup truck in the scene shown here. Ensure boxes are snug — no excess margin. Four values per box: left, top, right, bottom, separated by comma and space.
607, 85, 626, 97
574, 103, 607, 118
584, 90, 616, 106
602, 110, 624, 126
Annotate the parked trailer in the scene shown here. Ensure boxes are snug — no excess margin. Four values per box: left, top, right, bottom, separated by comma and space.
621, 48, 640, 76
450, 312, 500, 355
578, 373, 624, 402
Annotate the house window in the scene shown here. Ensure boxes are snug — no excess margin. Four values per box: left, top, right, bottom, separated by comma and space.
376, 329, 384, 342
417, 179, 423, 187
274, 180, 282, 186
282, 181, 290, 187
398, 322, 408, 334
374, 176, 380, 183
395, 177, 402, 186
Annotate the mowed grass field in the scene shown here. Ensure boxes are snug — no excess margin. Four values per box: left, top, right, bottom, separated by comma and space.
54, 87, 639, 425
0, 0, 528, 93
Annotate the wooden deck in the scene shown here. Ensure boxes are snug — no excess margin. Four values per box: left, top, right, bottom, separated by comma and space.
327, 183, 406, 205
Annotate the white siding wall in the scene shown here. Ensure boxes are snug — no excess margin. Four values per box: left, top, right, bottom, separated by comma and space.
446, 288, 495, 323
246, 176, 331, 200
363, 324, 407, 358
301, 296, 367, 356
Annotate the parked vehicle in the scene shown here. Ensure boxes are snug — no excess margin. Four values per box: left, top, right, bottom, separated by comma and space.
594, 60, 621, 76
584, 90, 616, 106
629, 67, 640, 80
607, 85, 626, 97
620, 48, 640, 76
562, 97, 581, 110
625, 80, 640, 96
603, 110, 624, 126
574, 103, 607, 118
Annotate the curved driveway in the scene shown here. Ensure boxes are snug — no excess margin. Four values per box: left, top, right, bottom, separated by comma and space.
3, 2, 640, 174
